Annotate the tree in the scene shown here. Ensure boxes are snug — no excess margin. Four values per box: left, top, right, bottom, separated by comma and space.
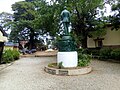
0, 12, 13, 31
9, 0, 107, 49
10, 0, 61, 49
109, 1, 120, 30
33, 0, 60, 36
12, 1, 36, 49
63, 0, 105, 48
37, 0, 107, 48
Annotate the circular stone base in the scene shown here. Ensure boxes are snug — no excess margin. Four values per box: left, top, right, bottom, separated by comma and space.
44, 66, 92, 76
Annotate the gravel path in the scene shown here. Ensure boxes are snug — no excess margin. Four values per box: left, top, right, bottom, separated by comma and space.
0, 57, 120, 90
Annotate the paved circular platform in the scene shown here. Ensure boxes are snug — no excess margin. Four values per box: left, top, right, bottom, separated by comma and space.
44, 65, 92, 76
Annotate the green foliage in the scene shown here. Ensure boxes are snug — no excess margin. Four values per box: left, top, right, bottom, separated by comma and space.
77, 48, 90, 55
69, 0, 105, 48
48, 62, 64, 69
9, 1, 37, 44
2, 49, 14, 63
58, 62, 64, 69
78, 48, 92, 67
71, 32, 81, 48
48, 63, 57, 67
111, 49, 120, 60
12, 50, 20, 60
77, 48, 85, 54
10, 1, 48, 48
78, 53, 92, 67
8, 0, 61, 48
89, 28, 106, 39
12, 1, 36, 21
109, 1, 120, 30
2, 0, 108, 49
99, 48, 120, 60
87, 48, 100, 56
99, 48, 112, 59
2, 49, 20, 63
0, 12, 13, 30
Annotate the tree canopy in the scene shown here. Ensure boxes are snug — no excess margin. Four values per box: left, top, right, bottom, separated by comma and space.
0, 12, 13, 30
2, 0, 114, 49
109, 0, 120, 30
64, 0, 105, 48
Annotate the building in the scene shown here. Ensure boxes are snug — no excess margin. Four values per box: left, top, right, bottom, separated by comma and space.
0, 26, 8, 63
0, 26, 8, 42
4, 42, 19, 50
87, 27, 120, 48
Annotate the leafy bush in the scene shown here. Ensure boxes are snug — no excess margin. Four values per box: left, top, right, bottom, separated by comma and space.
2, 49, 14, 63
77, 48, 84, 53
99, 48, 112, 59
58, 62, 64, 69
12, 50, 20, 60
111, 49, 120, 60
2, 49, 20, 63
78, 53, 92, 67
87, 49, 100, 56
77, 48, 88, 54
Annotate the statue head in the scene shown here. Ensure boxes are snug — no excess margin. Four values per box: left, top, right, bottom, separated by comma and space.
64, 6, 67, 9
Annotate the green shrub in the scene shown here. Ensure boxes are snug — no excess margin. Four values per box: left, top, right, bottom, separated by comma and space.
111, 49, 120, 60
58, 62, 64, 69
77, 48, 88, 54
12, 50, 20, 60
99, 48, 112, 59
78, 53, 92, 67
2, 49, 14, 63
87, 49, 100, 56
2, 49, 20, 63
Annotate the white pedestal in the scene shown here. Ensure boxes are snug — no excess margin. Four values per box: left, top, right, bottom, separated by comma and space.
57, 51, 78, 67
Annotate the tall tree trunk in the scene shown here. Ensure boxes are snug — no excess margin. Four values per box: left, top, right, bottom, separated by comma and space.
81, 30, 88, 49
29, 28, 36, 50
81, 35, 87, 49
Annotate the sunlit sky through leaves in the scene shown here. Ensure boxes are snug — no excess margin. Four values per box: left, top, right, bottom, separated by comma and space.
0, 0, 51, 13
0, 0, 24, 13
0, 0, 113, 16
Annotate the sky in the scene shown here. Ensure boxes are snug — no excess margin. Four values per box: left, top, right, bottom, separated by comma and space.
0, 0, 24, 13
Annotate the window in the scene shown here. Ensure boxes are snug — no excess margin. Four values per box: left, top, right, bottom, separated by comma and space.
94, 38, 104, 48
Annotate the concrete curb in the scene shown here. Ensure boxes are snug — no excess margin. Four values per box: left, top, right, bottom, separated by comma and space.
44, 66, 92, 76
35, 54, 56, 57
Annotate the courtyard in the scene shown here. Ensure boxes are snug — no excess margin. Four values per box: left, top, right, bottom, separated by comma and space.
0, 0, 120, 90
0, 56, 120, 90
